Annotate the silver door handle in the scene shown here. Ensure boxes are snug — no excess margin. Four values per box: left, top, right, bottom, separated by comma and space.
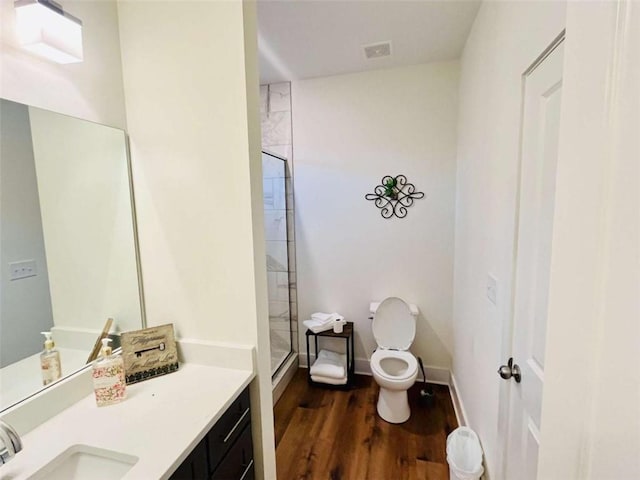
222, 408, 250, 443
240, 459, 254, 480
498, 357, 522, 383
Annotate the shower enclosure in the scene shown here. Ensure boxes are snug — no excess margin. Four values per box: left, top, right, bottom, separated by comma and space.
262, 151, 293, 375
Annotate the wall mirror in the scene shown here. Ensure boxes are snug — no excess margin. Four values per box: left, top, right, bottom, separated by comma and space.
0, 98, 145, 411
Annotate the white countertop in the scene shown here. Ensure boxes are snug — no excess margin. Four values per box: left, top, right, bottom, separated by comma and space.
0, 363, 254, 480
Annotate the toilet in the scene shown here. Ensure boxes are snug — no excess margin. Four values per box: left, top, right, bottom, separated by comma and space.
370, 297, 419, 424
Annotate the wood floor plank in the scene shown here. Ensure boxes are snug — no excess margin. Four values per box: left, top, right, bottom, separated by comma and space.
415, 459, 449, 480
274, 368, 313, 447
274, 370, 458, 480
276, 401, 327, 479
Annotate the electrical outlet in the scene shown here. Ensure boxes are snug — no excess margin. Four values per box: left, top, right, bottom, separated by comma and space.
486, 274, 497, 305
9, 260, 37, 280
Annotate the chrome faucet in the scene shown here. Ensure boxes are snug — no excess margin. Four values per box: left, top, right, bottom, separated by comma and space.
0, 420, 22, 464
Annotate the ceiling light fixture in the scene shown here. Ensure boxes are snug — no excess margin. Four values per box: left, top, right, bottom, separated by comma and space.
14, 0, 83, 64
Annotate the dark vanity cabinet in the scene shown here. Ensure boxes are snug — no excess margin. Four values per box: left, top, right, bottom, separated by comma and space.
170, 386, 253, 480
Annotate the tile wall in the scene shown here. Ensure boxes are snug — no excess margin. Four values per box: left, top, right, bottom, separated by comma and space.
260, 82, 297, 371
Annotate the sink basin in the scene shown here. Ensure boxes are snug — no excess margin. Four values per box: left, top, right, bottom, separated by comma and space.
30, 445, 138, 480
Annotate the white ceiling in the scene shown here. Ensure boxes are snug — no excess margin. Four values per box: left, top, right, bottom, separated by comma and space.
257, 0, 481, 84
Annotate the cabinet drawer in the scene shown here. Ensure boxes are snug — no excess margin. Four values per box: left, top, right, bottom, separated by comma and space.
211, 423, 254, 480
208, 387, 251, 473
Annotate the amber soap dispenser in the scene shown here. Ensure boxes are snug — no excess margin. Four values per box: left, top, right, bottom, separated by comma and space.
92, 338, 126, 406
40, 331, 62, 385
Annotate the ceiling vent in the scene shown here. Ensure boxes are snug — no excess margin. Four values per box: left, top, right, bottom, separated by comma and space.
363, 41, 392, 59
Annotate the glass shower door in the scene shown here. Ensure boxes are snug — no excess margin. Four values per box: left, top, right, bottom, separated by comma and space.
262, 152, 292, 375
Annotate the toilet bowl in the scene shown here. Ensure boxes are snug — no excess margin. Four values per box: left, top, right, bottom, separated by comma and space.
370, 297, 419, 424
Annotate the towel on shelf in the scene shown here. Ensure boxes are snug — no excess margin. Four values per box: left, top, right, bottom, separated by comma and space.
303, 319, 335, 334
310, 349, 347, 379
311, 312, 344, 324
311, 374, 347, 386
303, 312, 345, 333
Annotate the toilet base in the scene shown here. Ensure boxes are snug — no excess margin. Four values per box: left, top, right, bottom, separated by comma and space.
376, 387, 410, 424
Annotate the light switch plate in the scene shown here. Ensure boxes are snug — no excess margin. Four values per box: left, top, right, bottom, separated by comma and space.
487, 274, 498, 305
9, 260, 37, 280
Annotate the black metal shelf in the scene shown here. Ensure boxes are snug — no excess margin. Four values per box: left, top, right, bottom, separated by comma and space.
305, 322, 355, 389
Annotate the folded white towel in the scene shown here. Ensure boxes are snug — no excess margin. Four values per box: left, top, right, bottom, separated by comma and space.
311, 312, 334, 323
310, 349, 346, 379
311, 312, 344, 324
303, 319, 334, 334
311, 374, 347, 386
369, 301, 420, 316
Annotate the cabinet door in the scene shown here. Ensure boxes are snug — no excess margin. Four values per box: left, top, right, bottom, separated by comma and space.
170, 438, 208, 480
211, 423, 254, 480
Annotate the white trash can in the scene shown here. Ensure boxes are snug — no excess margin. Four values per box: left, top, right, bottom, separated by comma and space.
446, 427, 484, 480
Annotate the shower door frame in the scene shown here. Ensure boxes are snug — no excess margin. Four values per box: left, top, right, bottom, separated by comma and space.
262, 151, 296, 378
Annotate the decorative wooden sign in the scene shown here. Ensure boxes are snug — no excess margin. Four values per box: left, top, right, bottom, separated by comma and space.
121, 323, 179, 385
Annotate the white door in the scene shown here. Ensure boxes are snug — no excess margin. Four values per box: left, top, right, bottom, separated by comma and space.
502, 38, 565, 480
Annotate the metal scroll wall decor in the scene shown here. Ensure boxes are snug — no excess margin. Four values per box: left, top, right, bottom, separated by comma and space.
365, 175, 424, 219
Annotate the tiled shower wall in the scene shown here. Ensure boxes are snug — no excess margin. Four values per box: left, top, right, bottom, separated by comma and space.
260, 83, 298, 360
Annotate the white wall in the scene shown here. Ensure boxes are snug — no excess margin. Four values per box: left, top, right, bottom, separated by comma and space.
452, 2, 566, 477
117, 1, 275, 478
292, 62, 459, 372
28, 107, 141, 334
0, 0, 127, 129
0, 99, 54, 367
117, 0, 263, 348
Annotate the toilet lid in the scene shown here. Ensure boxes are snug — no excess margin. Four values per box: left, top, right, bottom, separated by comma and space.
372, 297, 416, 350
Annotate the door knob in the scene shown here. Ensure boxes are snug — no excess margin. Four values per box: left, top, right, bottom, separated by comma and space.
498, 357, 521, 383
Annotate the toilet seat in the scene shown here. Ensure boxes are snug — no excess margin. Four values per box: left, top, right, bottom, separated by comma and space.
371, 349, 418, 381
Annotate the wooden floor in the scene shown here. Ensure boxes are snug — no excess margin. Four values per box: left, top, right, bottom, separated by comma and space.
274, 369, 458, 480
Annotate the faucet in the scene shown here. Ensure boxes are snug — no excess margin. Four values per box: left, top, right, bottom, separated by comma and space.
0, 420, 22, 464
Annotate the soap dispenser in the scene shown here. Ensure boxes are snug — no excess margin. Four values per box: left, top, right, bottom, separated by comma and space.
40, 331, 62, 385
92, 338, 126, 407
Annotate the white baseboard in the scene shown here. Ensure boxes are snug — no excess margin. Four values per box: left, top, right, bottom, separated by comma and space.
449, 371, 468, 427
298, 352, 450, 386
272, 354, 298, 404
419, 365, 450, 385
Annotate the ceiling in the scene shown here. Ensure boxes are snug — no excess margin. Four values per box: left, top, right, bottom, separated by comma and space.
257, 0, 481, 84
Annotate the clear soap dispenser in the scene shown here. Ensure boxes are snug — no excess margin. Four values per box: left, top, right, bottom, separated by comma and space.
40, 331, 62, 385
92, 338, 126, 407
